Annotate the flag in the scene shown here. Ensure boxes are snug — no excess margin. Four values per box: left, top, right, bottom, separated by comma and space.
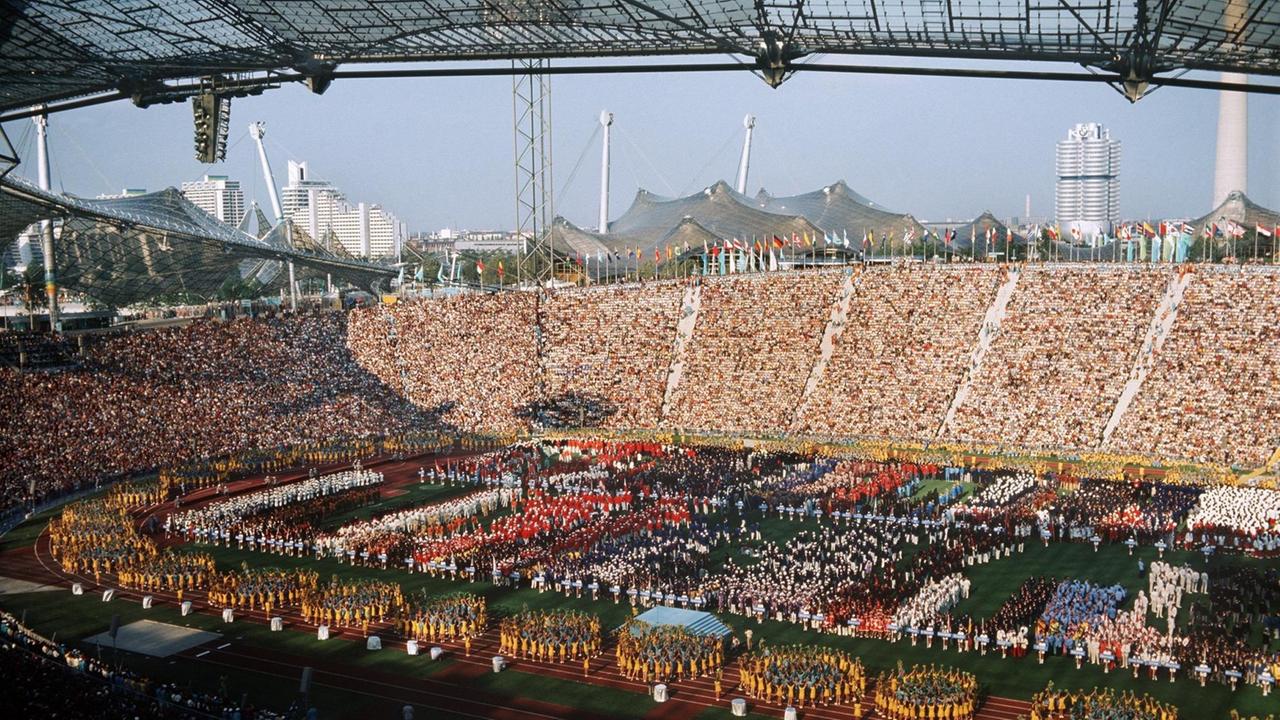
842, 230, 849, 248
476, 259, 485, 275
655, 247, 661, 262
497, 260, 505, 278
436, 263, 445, 283
1142, 222, 1156, 238
773, 235, 785, 249
1046, 226, 1059, 242
1256, 223, 1273, 238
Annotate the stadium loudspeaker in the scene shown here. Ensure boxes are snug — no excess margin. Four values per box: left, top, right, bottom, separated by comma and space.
299, 666, 313, 695
108, 614, 120, 639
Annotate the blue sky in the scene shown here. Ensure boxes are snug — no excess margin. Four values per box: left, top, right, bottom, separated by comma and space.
3, 59, 1277, 233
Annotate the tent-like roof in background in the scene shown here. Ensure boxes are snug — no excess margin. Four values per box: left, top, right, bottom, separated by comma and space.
754, 180, 925, 240
1189, 191, 1280, 236
610, 180, 822, 249
939, 211, 1026, 256
549, 216, 614, 261
0, 175, 394, 307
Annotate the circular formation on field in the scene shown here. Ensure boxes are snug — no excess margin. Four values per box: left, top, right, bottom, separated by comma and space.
874, 664, 978, 719
116, 550, 215, 593
207, 567, 318, 611
1029, 685, 1179, 720
739, 645, 866, 707
614, 619, 724, 681
499, 609, 601, 662
398, 592, 487, 642
299, 578, 403, 629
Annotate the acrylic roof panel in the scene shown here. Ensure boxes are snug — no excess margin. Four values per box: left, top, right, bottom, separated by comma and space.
2, 1, 1276, 111
0, 175, 395, 306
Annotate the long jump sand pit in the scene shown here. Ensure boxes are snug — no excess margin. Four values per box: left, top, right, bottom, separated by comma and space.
85, 620, 220, 657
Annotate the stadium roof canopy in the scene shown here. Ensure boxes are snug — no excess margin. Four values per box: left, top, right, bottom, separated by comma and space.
0, 175, 395, 307
1, 0, 1276, 116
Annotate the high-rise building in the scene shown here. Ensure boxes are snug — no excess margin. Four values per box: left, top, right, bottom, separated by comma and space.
280, 160, 404, 258
1055, 123, 1120, 240
180, 175, 244, 223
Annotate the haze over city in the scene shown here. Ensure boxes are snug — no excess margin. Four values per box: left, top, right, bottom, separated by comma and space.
4, 59, 1277, 234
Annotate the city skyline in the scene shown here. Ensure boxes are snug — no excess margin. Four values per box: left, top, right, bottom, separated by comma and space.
2, 61, 1276, 235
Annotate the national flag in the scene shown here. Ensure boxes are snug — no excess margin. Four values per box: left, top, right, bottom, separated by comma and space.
497, 260, 505, 278
773, 235, 786, 249
1046, 226, 1059, 241
1256, 223, 1272, 238
1142, 222, 1156, 238
842, 230, 850, 248
654, 247, 661, 262
475, 259, 485, 274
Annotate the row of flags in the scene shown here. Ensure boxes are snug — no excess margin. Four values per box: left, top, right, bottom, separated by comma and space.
414, 218, 1279, 283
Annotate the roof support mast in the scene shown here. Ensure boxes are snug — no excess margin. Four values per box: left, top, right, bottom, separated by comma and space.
34, 110, 59, 330
735, 114, 755, 195
598, 110, 612, 233
249, 121, 297, 309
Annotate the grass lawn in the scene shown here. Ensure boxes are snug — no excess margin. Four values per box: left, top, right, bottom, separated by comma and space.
5, 497, 1279, 719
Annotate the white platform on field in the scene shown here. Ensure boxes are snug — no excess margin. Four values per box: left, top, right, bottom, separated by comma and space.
85, 620, 219, 657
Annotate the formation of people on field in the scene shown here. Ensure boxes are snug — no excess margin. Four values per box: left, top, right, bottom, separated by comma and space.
41, 438, 1280, 704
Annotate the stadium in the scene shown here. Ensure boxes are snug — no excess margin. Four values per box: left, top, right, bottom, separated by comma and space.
1, 3, 1279, 720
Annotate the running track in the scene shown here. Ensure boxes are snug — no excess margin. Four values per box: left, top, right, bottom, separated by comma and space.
0, 455, 1031, 720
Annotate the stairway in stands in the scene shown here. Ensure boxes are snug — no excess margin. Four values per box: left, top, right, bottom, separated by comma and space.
790, 268, 861, 430
1101, 270, 1193, 444
383, 311, 411, 397
660, 282, 702, 419
937, 268, 1021, 438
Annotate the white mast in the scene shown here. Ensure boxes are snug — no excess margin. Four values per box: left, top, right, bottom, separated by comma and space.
598, 110, 613, 233
249, 121, 296, 309
34, 111, 59, 329
247, 121, 282, 220
735, 114, 755, 195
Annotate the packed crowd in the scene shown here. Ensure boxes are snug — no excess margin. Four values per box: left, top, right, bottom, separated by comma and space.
981, 577, 1058, 655
1182, 486, 1280, 552
615, 619, 724, 682
1027, 684, 1177, 720
873, 664, 978, 720
951, 267, 1165, 449
667, 271, 842, 433
1035, 580, 1125, 652
498, 609, 601, 662
1111, 269, 1280, 466
166, 469, 384, 549
737, 645, 866, 709
797, 265, 1001, 439
314, 487, 517, 566
950, 473, 1040, 523
350, 293, 539, 433
2, 312, 427, 511
298, 578, 403, 632
207, 567, 319, 613
398, 593, 486, 644
541, 283, 685, 428
0, 612, 290, 719
1045, 480, 1201, 544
